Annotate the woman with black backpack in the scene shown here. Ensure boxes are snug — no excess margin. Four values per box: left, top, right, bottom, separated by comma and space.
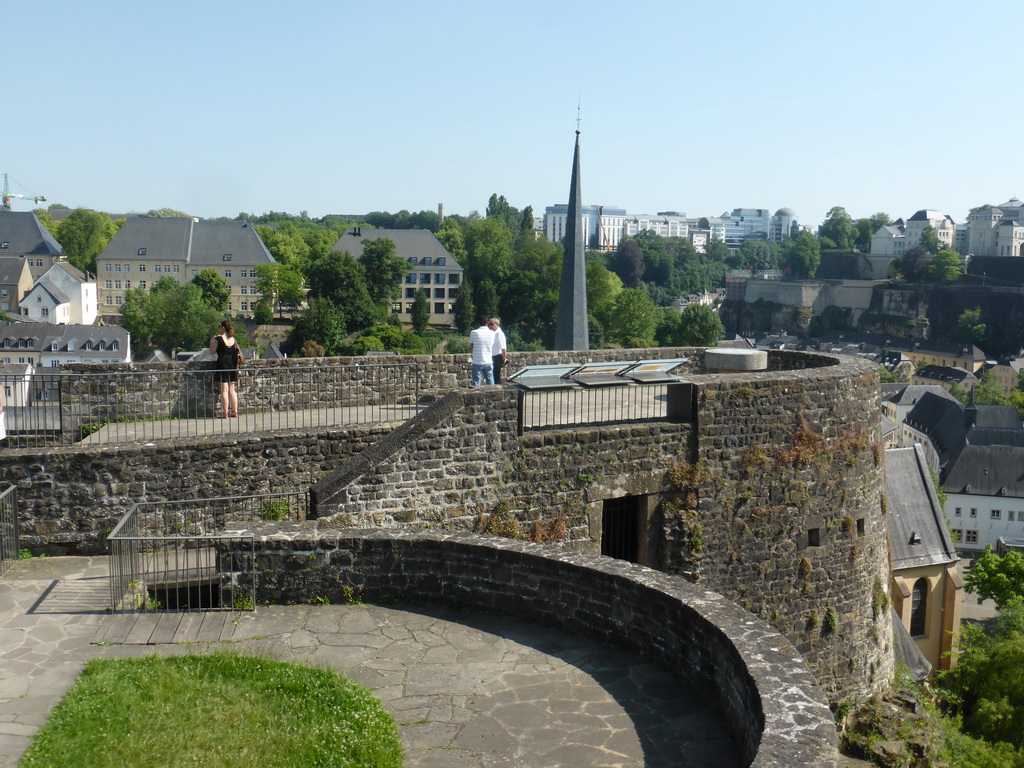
209, 319, 243, 418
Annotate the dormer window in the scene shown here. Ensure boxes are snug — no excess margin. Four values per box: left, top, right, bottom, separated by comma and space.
421, 257, 431, 267
97, 341, 105, 351
408, 257, 417, 266
437, 257, 446, 266
84, 341, 93, 351
51, 341, 59, 351
111, 340, 119, 351
67, 341, 74, 352
138, 248, 147, 256
222, 254, 232, 261
0, 242, 8, 249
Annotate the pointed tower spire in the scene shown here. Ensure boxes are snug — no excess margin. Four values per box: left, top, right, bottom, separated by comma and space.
554, 128, 589, 351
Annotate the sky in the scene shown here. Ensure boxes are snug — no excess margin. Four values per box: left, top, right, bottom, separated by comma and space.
5, 0, 1022, 230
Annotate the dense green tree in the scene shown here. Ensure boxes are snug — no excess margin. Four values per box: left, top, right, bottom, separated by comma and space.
451, 276, 475, 333
957, 307, 987, 347
254, 223, 312, 270
608, 238, 645, 287
434, 218, 468, 265
891, 245, 931, 282
586, 261, 623, 331
472, 279, 499, 320
305, 251, 381, 332
191, 268, 230, 311
462, 217, 515, 287
485, 193, 521, 236
57, 209, 119, 275
854, 212, 893, 252
704, 239, 730, 262
785, 232, 821, 278
252, 297, 273, 325
930, 249, 966, 282
363, 209, 439, 231
732, 239, 783, 272
656, 304, 725, 347
606, 288, 658, 348
919, 225, 942, 255
410, 289, 430, 334
292, 296, 344, 354
145, 208, 190, 218
359, 238, 407, 303
120, 278, 222, 357
819, 206, 857, 250
966, 546, 1024, 610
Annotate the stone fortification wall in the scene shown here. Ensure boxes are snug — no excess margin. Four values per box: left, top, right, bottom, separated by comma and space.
3, 425, 389, 554
229, 527, 839, 768
311, 350, 890, 703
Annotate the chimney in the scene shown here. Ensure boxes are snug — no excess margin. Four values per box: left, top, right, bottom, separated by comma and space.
438, 203, 444, 227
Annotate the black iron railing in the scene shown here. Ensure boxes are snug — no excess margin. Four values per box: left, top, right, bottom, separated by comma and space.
0, 486, 19, 576
107, 491, 309, 613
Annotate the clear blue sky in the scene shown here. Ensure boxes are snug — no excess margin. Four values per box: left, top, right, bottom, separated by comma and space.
6, 0, 1021, 230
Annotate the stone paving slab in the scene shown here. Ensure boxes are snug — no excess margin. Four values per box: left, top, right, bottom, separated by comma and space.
0, 556, 742, 768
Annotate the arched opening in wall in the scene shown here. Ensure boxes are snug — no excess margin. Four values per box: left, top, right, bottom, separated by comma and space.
910, 577, 928, 637
601, 495, 645, 564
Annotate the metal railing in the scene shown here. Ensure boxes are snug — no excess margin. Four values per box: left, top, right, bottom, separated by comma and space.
517, 381, 692, 431
0, 362, 424, 448
0, 486, 19, 576
107, 490, 309, 613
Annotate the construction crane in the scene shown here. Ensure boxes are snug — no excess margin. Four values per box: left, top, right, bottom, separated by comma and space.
2, 174, 46, 210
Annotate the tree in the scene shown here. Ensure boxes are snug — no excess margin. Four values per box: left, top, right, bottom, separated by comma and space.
191, 268, 230, 311
56, 209, 119, 274
678, 303, 725, 346
785, 232, 821, 278
452, 277, 475, 334
606, 288, 658, 348
608, 238, 645, 288
854, 212, 892, 252
704, 239, 730, 262
359, 238, 407, 303
305, 251, 381, 332
434, 218, 468, 265
891, 245, 931, 282
930, 249, 966, 282
485, 193, 521, 236
145, 208, 190, 218
965, 546, 1024, 610
293, 296, 344, 355
120, 278, 222, 357
919, 225, 942, 255
820, 206, 857, 250
252, 298, 273, 325
410, 289, 430, 334
957, 307, 987, 347
586, 261, 623, 331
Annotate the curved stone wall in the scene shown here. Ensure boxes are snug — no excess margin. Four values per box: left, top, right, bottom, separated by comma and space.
239, 527, 840, 768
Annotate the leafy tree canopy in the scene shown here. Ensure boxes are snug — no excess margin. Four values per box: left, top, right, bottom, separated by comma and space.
56, 208, 120, 275
819, 206, 857, 250
606, 287, 658, 348
191, 268, 230, 311
930, 249, 966, 283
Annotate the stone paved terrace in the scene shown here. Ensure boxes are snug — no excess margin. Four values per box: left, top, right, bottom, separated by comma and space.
0, 556, 741, 768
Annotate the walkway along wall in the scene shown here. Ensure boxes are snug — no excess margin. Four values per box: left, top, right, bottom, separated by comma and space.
311, 350, 892, 704
0, 348, 891, 704
225, 527, 840, 768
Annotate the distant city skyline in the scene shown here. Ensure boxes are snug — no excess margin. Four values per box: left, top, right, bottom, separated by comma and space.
7, 0, 1021, 230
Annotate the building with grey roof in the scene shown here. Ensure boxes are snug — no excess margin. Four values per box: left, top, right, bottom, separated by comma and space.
911, 365, 980, 393
20, 262, 98, 325
330, 228, 463, 328
0, 321, 129, 367
886, 445, 962, 673
0, 257, 33, 317
95, 218, 276, 318
0, 210, 65, 281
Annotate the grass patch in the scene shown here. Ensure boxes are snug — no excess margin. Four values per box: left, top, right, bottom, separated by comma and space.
20, 652, 403, 768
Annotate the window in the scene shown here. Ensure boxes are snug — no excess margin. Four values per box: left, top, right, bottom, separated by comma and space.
222, 254, 232, 261
172, 265, 179, 273
448, 288, 459, 299
114, 296, 122, 306
419, 273, 430, 284
224, 270, 232, 278
965, 530, 979, 544
17, 340, 25, 348
807, 528, 821, 547
0, 289, 6, 297
449, 274, 460, 285
122, 264, 130, 272
405, 288, 416, 298
105, 280, 112, 289
114, 281, 122, 290
857, 518, 865, 537
433, 288, 444, 299
992, 510, 1002, 520
406, 274, 415, 284
437, 257, 446, 266
434, 273, 445, 284
191, 270, 197, 278
1010, 511, 1016, 522
105, 264, 112, 272
50, 341, 58, 351
124, 281, 130, 289
970, 508, 978, 518
51, 360, 59, 368
910, 578, 928, 636
138, 248, 147, 256
0, 242, 7, 249
105, 297, 112, 305
421, 257, 431, 267
434, 302, 444, 314
391, 303, 402, 313
111, 340, 119, 351
84, 341, 93, 351
954, 507, 962, 517
154, 265, 162, 273
138, 264, 146, 272
139, 280, 146, 289
240, 286, 247, 295
41, 308, 48, 318
241, 302, 248, 311
115, 264, 121, 272
408, 257, 417, 266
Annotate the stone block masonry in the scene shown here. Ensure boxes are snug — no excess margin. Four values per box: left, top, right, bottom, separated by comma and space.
228, 527, 840, 768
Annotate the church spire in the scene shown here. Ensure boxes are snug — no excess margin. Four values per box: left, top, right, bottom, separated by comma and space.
554, 127, 589, 350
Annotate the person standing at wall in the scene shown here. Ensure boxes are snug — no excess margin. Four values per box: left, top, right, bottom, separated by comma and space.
488, 317, 507, 384
209, 320, 243, 418
469, 313, 496, 386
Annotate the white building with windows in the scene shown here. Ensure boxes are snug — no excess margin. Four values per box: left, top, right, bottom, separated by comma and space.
622, 212, 689, 239
95, 218, 277, 316
0, 322, 130, 367
544, 204, 627, 251
20, 263, 97, 325
967, 198, 1024, 257
721, 208, 772, 247
871, 209, 957, 256
329, 228, 463, 327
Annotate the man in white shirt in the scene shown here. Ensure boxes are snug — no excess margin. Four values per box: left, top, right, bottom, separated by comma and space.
488, 317, 507, 384
468, 314, 497, 386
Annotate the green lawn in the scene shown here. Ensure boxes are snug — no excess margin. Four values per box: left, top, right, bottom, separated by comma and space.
20, 652, 403, 768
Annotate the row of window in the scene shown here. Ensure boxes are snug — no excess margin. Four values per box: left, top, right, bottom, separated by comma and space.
405, 273, 459, 285
407, 256, 447, 267
104, 263, 260, 279
390, 303, 454, 315
954, 507, 1019, 521
102, 279, 262, 296
405, 288, 458, 300
951, 529, 979, 544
